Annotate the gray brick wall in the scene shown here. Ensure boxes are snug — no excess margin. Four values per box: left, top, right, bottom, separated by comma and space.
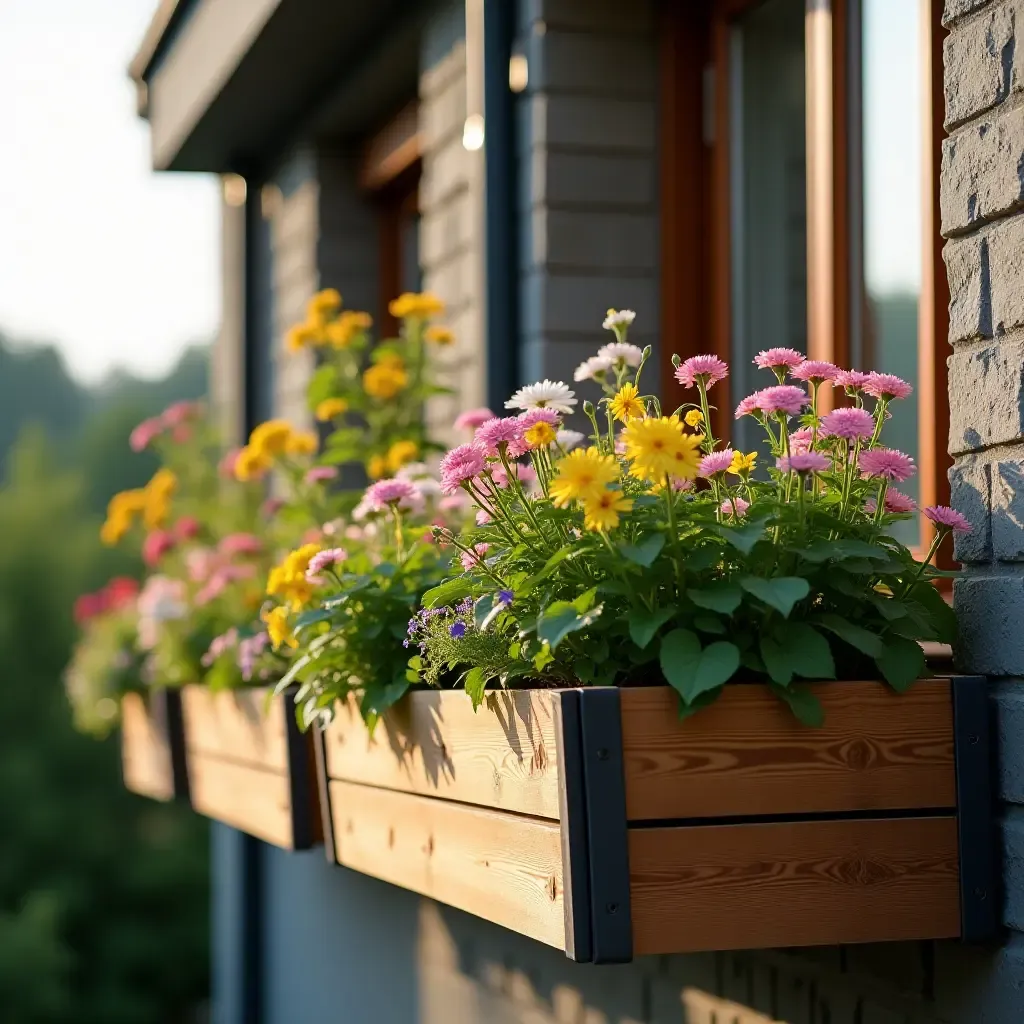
211, 191, 246, 445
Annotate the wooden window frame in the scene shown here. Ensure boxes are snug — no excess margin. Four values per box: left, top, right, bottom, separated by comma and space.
660, 0, 950, 560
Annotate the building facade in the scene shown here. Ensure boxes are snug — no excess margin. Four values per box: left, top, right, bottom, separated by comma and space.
132, 1, 1024, 1021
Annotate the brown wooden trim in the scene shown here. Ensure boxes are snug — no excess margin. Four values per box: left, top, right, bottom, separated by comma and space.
359, 102, 421, 193
121, 691, 178, 801
181, 685, 288, 770
629, 815, 960, 954
831, 0, 853, 375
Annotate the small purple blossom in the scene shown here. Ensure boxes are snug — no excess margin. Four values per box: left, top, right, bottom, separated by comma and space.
675, 354, 729, 389
498, 589, 514, 606
699, 450, 736, 478
777, 452, 830, 474
756, 385, 809, 417
450, 622, 467, 639
819, 407, 876, 441
753, 348, 804, 371
924, 505, 971, 534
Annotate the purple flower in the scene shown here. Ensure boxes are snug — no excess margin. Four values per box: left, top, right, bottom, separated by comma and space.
305, 465, 339, 485
756, 385, 809, 417
866, 489, 917, 515
440, 443, 487, 494
777, 452, 831, 474
790, 360, 839, 384
699, 450, 736, 478
819, 407, 875, 441
864, 373, 913, 400
923, 505, 971, 534
675, 354, 729, 389
734, 391, 764, 419
450, 622, 467, 639
474, 416, 528, 457
859, 448, 916, 483
835, 369, 872, 392
498, 589, 514, 606
454, 407, 496, 431
719, 497, 750, 520
305, 547, 348, 582
753, 348, 804, 371
789, 427, 814, 454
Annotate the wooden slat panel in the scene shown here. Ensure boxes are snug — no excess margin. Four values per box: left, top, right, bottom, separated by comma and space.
182, 686, 288, 770
189, 752, 297, 849
329, 780, 565, 949
324, 689, 561, 819
620, 681, 955, 820
121, 692, 174, 802
630, 816, 960, 954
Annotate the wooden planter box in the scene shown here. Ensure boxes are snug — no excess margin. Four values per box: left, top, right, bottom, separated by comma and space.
182, 685, 321, 850
121, 689, 188, 802
316, 678, 996, 962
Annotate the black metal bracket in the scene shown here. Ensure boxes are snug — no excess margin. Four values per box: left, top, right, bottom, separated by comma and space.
282, 685, 320, 851
152, 687, 190, 802
951, 675, 999, 942
556, 688, 634, 964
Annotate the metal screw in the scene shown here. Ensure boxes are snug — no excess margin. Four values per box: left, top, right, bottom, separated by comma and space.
605, 902, 619, 915
975, 887, 988, 901
596, 748, 609, 761
970, 735, 980, 745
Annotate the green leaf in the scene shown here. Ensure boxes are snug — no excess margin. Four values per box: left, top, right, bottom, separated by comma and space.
463, 667, 488, 709
759, 636, 792, 685
361, 680, 409, 717
572, 587, 599, 613
693, 615, 727, 635
771, 683, 824, 727
422, 576, 475, 608
867, 594, 909, 621
536, 602, 603, 650
800, 539, 892, 563
306, 364, 340, 408
688, 582, 742, 615
693, 642, 741, 697
875, 636, 925, 693
766, 621, 837, 681
815, 613, 884, 658
659, 628, 701, 700
677, 686, 723, 719
909, 583, 958, 645
627, 607, 675, 650
620, 534, 666, 568
713, 522, 766, 555
533, 644, 554, 671
293, 607, 333, 629
519, 543, 579, 594
740, 576, 810, 617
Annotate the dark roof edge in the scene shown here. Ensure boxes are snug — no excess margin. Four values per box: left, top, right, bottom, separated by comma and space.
127, 0, 190, 117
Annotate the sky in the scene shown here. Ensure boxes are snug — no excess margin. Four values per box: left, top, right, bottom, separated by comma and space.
0, 0, 219, 384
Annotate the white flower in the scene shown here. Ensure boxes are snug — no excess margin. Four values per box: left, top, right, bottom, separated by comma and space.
556, 429, 585, 451
505, 380, 577, 414
396, 461, 431, 480
602, 308, 636, 331
574, 355, 614, 381
597, 342, 644, 367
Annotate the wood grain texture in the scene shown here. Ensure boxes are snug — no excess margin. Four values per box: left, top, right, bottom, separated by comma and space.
188, 752, 299, 849
182, 686, 288, 770
620, 681, 955, 820
324, 689, 561, 819
630, 816, 961, 954
121, 692, 174, 801
329, 779, 565, 949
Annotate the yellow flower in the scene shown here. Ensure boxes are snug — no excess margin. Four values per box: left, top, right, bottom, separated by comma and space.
610, 383, 645, 422
146, 468, 177, 499
325, 310, 373, 349
263, 606, 297, 650
142, 468, 177, 529
363, 361, 408, 400
582, 490, 633, 533
286, 431, 318, 456
549, 448, 620, 508
107, 489, 147, 519
524, 421, 557, 448
315, 397, 349, 422
684, 409, 704, 428
730, 451, 757, 476
234, 444, 272, 481
386, 439, 419, 473
100, 511, 131, 546
285, 322, 319, 353
266, 544, 319, 611
306, 288, 342, 326
368, 454, 388, 479
249, 419, 294, 458
622, 416, 701, 483
425, 325, 455, 346
388, 291, 446, 320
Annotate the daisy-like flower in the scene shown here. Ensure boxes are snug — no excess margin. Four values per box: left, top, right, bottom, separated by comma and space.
549, 448, 620, 507
597, 341, 644, 367
675, 354, 729, 389
505, 380, 577, 414
699, 450, 736, 478
460, 543, 491, 570
582, 489, 633, 532
622, 416, 701, 482
524, 421, 558, 448
924, 505, 971, 534
865, 489, 917, 515
610, 383, 645, 422
455, 407, 496, 431
557, 429, 585, 451
789, 427, 814, 454
305, 466, 339, 485
730, 451, 757, 475
777, 452, 831, 474
364, 478, 422, 510
474, 417, 527, 456
574, 355, 615, 381
305, 547, 348, 583
790, 360, 839, 384
518, 407, 561, 429
835, 369, 872, 392
602, 308, 636, 331
753, 348, 804, 371
439, 444, 487, 494
864, 372, 913, 400
756, 385, 809, 417
819, 407, 876, 441
859, 448, 916, 483
734, 392, 764, 419
720, 496, 750, 519
684, 409, 704, 428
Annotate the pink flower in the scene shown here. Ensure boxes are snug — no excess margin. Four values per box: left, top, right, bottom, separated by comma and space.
790, 360, 839, 384
835, 369, 872, 391
219, 533, 263, 558
675, 354, 729, 389
699, 450, 736, 478
474, 416, 527, 456
924, 505, 972, 534
365, 478, 422, 510
756, 385, 809, 417
720, 496, 750, 519
777, 452, 830, 474
219, 448, 241, 478
438, 493, 469, 512
129, 417, 164, 452
859, 448, 916, 482
517, 407, 561, 429
455, 407, 496, 431
261, 497, 284, 518
753, 348, 804, 371
789, 427, 814, 454
492, 461, 537, 488
460, 543, 490, 570
305, 466, 339, 485
864, 373, 913, 400
734, 392, 764, 419
475, 508, 492, 525
665, 476, 693, 493
440, 444, 487, 494
866, 489, 917, 515
819, 407, 875, 441
306, 547, 348, 583
171, 424, 192, 444
162, 400, 200, 427
202, 628, 239, 667
142, 530, 176, 567
186, 547, 219, 583
174, 516, 200, 541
